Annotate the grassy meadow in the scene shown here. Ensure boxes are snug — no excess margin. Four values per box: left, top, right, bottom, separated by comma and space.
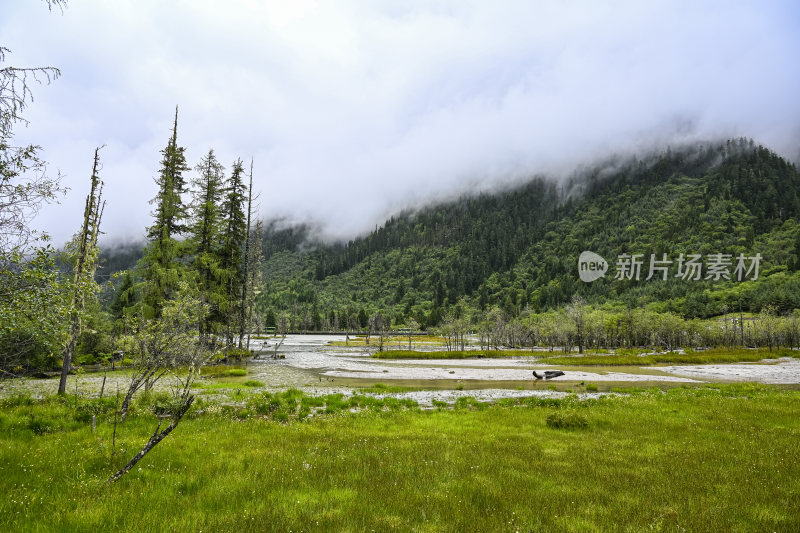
1, 384, 799, 531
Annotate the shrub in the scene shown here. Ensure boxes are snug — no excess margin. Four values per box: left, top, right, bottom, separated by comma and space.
324, 394, 347, 414
383, 397, 402, 411
282, 388, 304, 401
76, 353, 96, 365
223, 368, 247, 377
243, 380, 264, 387
225, 348, 254, 361
246, 393, 279, 415
301, 396, 325, 408
400, 398, 418, 409
586, 383, 599, 392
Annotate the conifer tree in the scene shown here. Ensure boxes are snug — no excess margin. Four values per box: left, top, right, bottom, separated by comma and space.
219, 159, 248, 349
109, 270, 136, 320
139, 107, 190, 318
189, 149, 225, 341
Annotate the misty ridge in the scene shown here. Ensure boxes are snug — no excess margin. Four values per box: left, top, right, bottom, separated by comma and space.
96, 135, 773, 275
8, 0, 799, 247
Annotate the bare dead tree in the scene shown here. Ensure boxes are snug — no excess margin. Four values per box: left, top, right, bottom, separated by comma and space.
108, 394, 195, 484
369, 312, 389, 352
0, 48, 60, 132
1, 46, 68, 252
245, 219, 263, 350
45, 0, 68, 11
59, 148, 104, 394
239, 159, 262, 350
406, 318, 419, 350
271, 313, 289, 359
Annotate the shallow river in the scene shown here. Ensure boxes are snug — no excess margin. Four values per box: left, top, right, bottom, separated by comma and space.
246, 335, 800, 391
4, 335, 798, 405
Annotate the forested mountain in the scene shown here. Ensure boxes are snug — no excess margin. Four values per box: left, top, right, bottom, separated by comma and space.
250, 139, 800, 329
96, 139, 800, 331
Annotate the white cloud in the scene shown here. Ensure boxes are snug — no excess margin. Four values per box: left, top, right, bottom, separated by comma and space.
3, 0, 799, 244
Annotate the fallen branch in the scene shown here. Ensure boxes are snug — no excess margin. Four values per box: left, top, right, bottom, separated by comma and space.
107, 395, 194, 483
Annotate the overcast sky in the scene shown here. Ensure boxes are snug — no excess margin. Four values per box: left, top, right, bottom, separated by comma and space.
3, 0, 800, 245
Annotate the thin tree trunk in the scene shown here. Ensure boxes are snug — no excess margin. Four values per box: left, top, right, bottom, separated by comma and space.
119, 387, 136, 420
59, 149, 103, 394
239, 159, 254, 349
108, 396, 194, 483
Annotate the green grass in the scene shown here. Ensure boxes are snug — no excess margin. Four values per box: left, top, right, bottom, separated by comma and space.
200, 365, 247, 377
356, 383, 423, 394
1, 384, 799, 531
541, 347, 800, 366
371, 349, 541, 359
545, 410, 589, 429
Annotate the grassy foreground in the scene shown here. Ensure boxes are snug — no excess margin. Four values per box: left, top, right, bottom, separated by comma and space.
1, 385, 799, 531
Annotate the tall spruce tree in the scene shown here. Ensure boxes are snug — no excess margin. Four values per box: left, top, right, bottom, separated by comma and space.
139, 107, 190, 318
219, 159, 248, 349
189, 149, 225, 341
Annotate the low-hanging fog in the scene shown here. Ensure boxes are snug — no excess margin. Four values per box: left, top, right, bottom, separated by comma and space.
3, 0, 799, 245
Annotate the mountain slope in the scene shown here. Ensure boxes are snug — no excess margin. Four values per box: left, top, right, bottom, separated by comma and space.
255, 139, 800, 327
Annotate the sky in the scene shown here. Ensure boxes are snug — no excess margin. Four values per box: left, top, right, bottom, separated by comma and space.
3, 0, 800, 245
